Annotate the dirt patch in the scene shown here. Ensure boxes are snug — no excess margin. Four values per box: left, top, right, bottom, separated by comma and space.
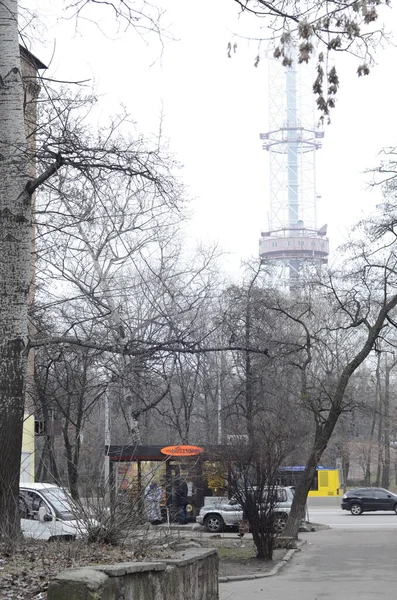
200, 537, 288, 578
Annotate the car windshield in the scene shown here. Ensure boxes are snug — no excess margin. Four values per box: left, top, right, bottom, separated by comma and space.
41, 488, 79, 521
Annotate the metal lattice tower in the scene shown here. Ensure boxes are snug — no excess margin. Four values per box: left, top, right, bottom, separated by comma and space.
259, 57, 329, 284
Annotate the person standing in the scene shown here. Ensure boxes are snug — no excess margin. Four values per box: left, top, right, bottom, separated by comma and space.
176, 477, 189, 524
145, 481, 162, 524
237, 506, 249, 540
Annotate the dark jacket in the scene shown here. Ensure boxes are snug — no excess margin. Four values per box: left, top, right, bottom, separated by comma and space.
176, 480, 188, 506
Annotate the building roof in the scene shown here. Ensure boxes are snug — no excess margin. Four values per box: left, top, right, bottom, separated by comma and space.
20, 45, 47, 71
107, 444, 210, 462
107, 445, 173, 461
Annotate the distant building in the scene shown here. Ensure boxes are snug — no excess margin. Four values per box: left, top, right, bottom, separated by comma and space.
20, 46, 46, 482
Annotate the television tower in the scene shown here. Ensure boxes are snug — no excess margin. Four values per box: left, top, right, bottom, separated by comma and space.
259, 57, 329, 283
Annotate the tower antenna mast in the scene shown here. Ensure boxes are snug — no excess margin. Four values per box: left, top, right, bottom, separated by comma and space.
259, 56, 329, 284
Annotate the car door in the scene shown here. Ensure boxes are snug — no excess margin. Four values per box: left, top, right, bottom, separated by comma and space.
354, 489, 374, 511
19, 489, 55, 540
373, 489, 394, 511
221, 499, 242, 526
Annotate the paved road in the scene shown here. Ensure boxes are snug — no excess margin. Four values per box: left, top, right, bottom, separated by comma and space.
166, 505, 397, 539
308, 506, 397, 529
219, 528, 397, 599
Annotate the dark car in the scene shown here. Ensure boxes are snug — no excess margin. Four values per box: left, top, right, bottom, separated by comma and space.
341, 487, 397, 515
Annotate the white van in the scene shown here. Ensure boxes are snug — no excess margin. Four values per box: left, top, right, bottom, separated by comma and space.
19, 482, 89, 541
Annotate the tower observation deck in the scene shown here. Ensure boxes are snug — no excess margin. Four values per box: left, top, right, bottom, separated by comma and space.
259, 57, 329, 281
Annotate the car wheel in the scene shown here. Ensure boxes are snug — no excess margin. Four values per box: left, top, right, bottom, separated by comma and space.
394, 504, 397, 515
350, 503, 363, 516
274, 514, 287, 533
204, 514, 224, 533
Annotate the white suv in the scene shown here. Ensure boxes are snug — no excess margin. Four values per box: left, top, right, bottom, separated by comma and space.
196, 486, 294, 533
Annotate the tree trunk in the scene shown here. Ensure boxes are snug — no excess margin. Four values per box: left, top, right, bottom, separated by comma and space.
245, 292, 255, 443
395, 459, 397, 489
251, 526, 274, 560
36, 434, 61, 484
364, 458, 371, 486
282, 438, 320, 539
68, 459, 79, 500
342, 449, 349, 487
375, 354, 383, 487
0, 0, 31, 541
382, 359, 391, 489
63, 425, 81, 500
35, 390, 61, 483
364, 353, 380, 486
340, 417, 350, 488
375, 433, 383, 487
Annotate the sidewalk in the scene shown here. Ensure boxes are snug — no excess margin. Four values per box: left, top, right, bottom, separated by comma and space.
220, 528, 397, 599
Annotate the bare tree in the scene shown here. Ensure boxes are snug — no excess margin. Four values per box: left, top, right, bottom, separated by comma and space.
217, 412, 299, 560
0, 0, 177, 539
231, 0, 388, 120
0, 0, 37, 541
34, 340, 106, 499
278, 245, 397, 537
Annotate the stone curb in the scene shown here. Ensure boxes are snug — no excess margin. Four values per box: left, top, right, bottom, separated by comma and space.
218, 540, 307, 583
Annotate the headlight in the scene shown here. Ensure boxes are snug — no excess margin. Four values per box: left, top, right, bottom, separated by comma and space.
342, 494, 347, 499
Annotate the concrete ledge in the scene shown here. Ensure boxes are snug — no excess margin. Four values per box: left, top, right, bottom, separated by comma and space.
164, 547, 218, 567
48, 548, 218, 600
90, 562, 166, 576
47, 567, 117, 600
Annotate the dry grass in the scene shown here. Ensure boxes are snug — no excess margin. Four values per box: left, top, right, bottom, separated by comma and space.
0, 537, 177, 599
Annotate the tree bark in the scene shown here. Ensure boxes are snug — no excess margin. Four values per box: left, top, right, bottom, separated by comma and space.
364, 456, 371, 486
381, 358, 392, 489
282, 426, 331, 538
0, 0, 31, 541
342, 444, 350, 486
365, 357, 380, 486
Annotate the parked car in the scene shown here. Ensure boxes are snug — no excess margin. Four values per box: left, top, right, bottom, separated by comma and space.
196, 486, 294, 533
341, 487, 397, 515
19, 482, 91, 540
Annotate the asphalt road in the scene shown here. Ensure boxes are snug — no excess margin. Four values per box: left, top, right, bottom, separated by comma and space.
219, 528, 397, 599
307, 505, 397, 529
185, 502, 397, 536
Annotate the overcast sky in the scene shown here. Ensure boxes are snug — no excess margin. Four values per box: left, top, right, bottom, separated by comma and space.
26, 0, 397, 273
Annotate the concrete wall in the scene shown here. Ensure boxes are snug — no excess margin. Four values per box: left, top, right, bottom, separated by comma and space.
20, 414, 35, 482
48, 547, 218, 600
